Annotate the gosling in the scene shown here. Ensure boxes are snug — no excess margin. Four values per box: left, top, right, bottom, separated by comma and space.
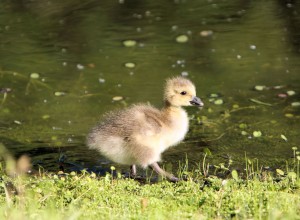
87, 76, 203, 182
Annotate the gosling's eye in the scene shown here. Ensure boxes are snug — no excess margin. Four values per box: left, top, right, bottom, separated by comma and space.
180, 91, 187, 95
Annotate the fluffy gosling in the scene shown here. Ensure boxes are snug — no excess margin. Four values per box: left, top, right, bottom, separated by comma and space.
87, 76, 203, 182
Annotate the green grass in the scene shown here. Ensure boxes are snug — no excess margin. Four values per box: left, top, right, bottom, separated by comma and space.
1, 165, 300, 220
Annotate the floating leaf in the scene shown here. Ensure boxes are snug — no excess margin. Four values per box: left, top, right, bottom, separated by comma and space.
209, 93, 219, 98
176, 35, 189, 43
231, 170, 239, 181
124, 62, 136, 68
284, 113, 294, 118
273, 85, 285, 89
241, 131, 248, 136
239, 123, 248, 129
30, 73, 40, 79
200, 30, 213, 37
280, 134, 288, 142
254, 85, 266, 91
276, 169, 284, 176
54, 91, 66, 97
123, 40, 137, 47
287, 90, 296, 96
253, 131, 262, 137
214, 99, 223, 105
14, 120, 21, 125
112, 96, 123, 101
76, 64, 84, 70
42, 115, 50, 119
291, 102, 300, 107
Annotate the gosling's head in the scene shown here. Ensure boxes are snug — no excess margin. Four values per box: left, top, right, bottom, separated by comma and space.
164, 76, 204, 107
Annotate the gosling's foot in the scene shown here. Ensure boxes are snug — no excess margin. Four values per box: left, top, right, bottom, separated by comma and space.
150, 162, 180, 182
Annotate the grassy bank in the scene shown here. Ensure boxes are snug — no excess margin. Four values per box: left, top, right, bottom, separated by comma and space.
1, 164, 300, 220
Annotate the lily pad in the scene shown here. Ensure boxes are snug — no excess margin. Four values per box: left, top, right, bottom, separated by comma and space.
176, 35, 189, 43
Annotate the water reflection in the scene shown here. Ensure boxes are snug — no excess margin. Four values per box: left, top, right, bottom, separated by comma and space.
0, 0, 299, 174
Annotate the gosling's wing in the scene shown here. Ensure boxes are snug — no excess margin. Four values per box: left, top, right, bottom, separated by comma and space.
132, 106, 165, 137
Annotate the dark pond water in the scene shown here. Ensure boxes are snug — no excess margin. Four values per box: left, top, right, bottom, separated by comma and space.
0, 0, 300, 175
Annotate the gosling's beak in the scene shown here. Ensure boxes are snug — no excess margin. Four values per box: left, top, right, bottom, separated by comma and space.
190, 96, 204, 107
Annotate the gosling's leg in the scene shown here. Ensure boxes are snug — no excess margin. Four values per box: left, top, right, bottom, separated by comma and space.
130, 164, 137, 178
150, 162, 179, 182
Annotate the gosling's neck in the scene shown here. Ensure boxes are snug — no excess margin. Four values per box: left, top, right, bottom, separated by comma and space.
162, 100, 186, 115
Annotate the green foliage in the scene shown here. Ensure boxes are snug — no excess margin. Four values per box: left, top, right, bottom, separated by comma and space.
1, 167, 300, 220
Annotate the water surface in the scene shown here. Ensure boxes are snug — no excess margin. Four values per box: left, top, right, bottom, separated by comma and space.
0, 0, 300, 175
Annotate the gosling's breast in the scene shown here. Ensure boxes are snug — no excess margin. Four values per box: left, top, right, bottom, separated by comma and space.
162, 109, 189, 148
